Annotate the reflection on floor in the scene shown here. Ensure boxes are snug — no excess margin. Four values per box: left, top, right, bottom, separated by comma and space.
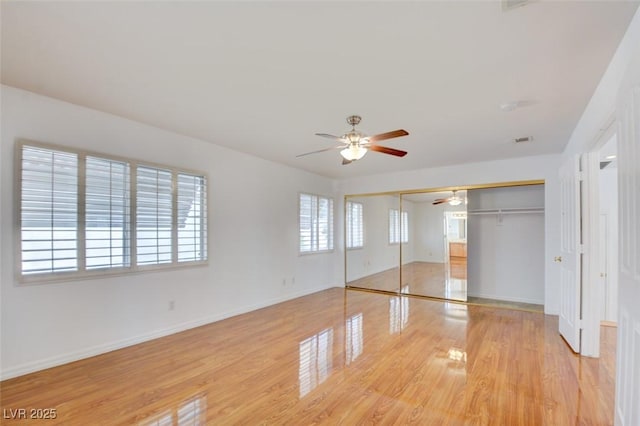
467, 296, 544, 313
0, 288, 616, 424
348, 260, 467, 301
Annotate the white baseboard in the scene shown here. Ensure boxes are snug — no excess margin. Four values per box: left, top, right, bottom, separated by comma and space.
467, 291, 544, 306
0, 284, 336, 381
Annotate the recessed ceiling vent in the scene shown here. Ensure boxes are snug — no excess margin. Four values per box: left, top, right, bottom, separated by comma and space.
502, 0, 532, 12
514, 136, 533, 143
600, 161, 612, 170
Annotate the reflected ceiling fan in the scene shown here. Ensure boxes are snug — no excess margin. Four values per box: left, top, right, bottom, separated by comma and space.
296, 115, 409, 165
433, 190, 464, 206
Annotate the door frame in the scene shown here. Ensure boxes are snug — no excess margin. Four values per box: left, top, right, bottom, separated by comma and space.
579, 114, 617, 357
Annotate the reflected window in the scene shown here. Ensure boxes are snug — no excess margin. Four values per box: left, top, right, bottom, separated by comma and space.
299, 328, 333, 398
139, 395, 206, 426
346, 201, 364, 249
389, 209, 408, 244
345, 313, 363, 365
389, 296, 409, 334
448, 347, 467, 363
444, 302, 468, 322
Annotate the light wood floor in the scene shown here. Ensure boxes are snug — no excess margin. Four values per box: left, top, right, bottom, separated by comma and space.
0, 288, 615, 425
348, 260, 468, 301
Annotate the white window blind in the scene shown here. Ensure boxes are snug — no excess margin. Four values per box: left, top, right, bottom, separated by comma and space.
346, 201, 364, 249
136, 166, 173, 266
177, 173, 207, 262
21, 146, 78, 274
18, 141, 208, 280
299, 193, 334, 253
85, 156, 131, 270
389, 209, 408, 244
389, 209, 399, 244
401, 211, 408, 243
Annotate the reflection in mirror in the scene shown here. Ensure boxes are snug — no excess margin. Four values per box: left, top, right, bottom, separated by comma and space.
299, 328, 333, 398
345, 313, 363, 365
345, 194, 401, 293
400, 191, 467, 301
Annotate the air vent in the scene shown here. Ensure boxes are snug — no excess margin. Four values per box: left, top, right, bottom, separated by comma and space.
514, 136, 533, 143
502, 0, 532, 12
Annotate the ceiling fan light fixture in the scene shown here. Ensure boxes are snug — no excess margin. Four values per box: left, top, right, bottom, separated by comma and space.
340, 144, 367, 161
448, 198, 462, 206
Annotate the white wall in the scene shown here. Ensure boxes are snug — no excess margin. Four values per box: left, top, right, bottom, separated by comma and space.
467, 185, 545, 305
412, 201, 466, 263
557, 11, 640, 420
339, 154, 562, 314
0, 85, 341, 379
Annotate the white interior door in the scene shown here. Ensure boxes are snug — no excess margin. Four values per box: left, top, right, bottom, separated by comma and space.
599, 214, 608, 321
558, 155, 582, 353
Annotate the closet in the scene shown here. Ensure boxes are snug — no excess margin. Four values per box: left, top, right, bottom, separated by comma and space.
467, 185, 545, 305
344, 181, 545, 307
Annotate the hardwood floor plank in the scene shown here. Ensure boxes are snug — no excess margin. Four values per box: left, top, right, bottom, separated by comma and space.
0, 288, 615, 425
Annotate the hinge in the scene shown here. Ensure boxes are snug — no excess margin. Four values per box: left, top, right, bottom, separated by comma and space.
578, 244, 585, 254
578, 319, 584, 329
577, 171, 584, 181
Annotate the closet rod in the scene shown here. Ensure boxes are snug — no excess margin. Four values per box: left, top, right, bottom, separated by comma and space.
467, 207, 544, 215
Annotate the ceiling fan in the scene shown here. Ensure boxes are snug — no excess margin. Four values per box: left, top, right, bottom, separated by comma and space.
433, 191, 464, 206
296, 115, 409, 165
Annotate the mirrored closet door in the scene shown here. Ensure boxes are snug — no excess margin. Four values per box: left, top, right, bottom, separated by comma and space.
399, 192, 467, 301
345, 181, 544, 306
345, 193, 401, 293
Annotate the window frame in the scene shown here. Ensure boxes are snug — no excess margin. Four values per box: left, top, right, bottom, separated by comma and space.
16, 139, 209, 283
388, 208, 408, 245
298, 192, 335, 255
345, 201, 364, 250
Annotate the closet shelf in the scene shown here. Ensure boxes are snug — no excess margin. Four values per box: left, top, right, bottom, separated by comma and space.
467, 207, 544, 215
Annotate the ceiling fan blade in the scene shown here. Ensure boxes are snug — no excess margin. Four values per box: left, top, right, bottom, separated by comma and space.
342, 158, 353, 165
432, 199, 447, 205
366, 129, 409, 143
296, 146, 342, 157
315, 133, 345, 142
368, 145, 407, 157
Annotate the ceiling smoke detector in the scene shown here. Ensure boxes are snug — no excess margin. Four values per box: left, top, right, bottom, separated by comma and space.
514, 136, 533, 143
500, 101, 519, 112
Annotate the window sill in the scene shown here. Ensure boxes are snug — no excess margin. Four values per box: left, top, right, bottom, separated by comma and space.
17, 261, 209, 286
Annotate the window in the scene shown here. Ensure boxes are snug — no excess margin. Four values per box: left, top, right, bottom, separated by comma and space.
18, 141, 208, 280
136, 166, 173, 266
389, 209, 408, 244
85, 156, 130, 270
346, 201, 363, 249
21, 146, 78, 275
177, 173, 207, 263
299, 193, 334, 253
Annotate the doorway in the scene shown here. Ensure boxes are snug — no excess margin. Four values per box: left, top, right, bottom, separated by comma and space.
444, 211, 467, 300
597, 134, 618, 324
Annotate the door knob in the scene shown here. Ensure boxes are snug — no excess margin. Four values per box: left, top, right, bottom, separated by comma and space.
554, 256, 562, 263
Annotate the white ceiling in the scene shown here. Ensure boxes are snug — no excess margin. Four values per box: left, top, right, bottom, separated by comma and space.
2, 1, 637, 179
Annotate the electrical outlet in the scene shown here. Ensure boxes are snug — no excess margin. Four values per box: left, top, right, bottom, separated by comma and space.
169, 300, 175, 311
282, 278, 286, 286
292, 277, 295, 285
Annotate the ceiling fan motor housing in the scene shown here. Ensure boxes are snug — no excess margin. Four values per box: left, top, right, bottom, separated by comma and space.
347, 115, 362, 127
